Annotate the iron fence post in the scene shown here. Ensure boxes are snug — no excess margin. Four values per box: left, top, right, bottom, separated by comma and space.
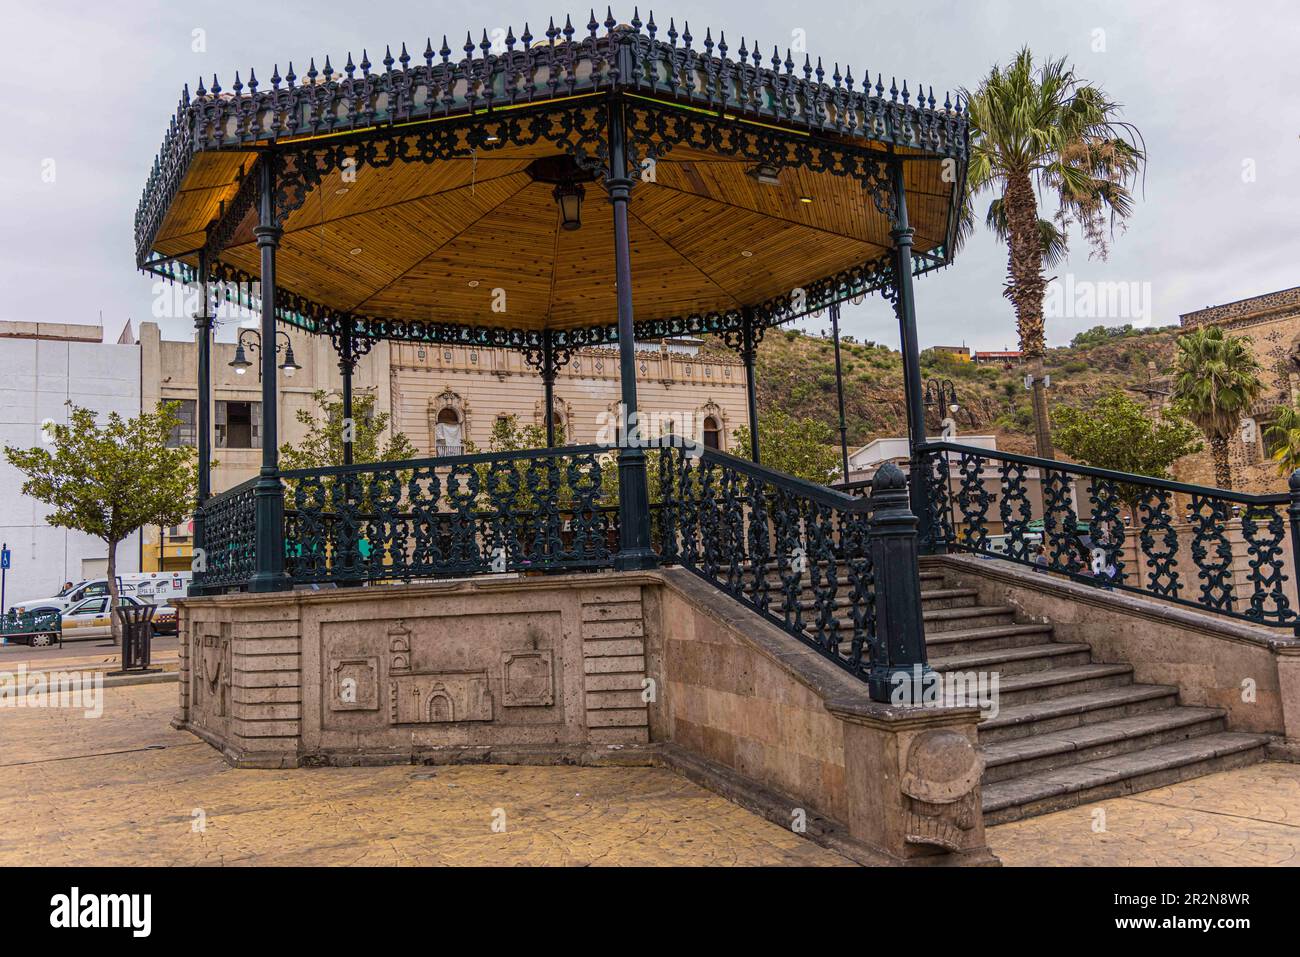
865, 462, 932, 703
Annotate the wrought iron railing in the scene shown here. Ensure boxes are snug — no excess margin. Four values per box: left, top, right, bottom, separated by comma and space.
920, 440, 1300, 631
193, 476, 258, 593
281, 444, 620, 584
656, 442, 879, 679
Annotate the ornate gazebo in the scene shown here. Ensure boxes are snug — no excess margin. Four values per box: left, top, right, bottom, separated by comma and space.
137, 10, 968, 689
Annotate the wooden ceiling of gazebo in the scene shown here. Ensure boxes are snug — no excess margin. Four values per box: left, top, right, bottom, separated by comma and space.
148, 138, 951, 331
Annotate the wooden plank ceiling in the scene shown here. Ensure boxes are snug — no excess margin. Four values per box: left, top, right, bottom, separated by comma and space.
153, 139, 952, 332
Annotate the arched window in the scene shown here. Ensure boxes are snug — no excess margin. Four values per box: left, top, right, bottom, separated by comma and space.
548, 410, 567, 443
703, 415, 722, 450
435, 407, 463, 457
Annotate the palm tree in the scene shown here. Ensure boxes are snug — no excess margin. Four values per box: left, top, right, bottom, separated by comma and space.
963, 49, 1146, 458
1171, 326, 1262, 490
1264, 405, 1300, 477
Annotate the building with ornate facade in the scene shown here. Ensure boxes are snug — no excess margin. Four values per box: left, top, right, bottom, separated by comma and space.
1174, 286, 1300, 493
138, 322, 746, 570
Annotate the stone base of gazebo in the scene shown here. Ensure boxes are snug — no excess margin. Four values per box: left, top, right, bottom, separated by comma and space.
174, 570, 996, 866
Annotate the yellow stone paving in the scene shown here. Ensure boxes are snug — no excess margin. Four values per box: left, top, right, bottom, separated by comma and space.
0, 683, 851, 866
987, 762, 1300, 866
5, 682, 1297, 866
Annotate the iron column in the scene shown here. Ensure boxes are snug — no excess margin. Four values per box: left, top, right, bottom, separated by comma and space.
543, 332, 556, 448
741, 307, 761, 463
192, 248, 213, 586
830, 301, 850, 482
890, 161, 933, 551
606, 95, 656, 570
249, 156, 289, 592
340, 316, 355, 466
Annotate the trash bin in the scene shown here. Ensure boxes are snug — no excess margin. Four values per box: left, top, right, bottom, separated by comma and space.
114, 603, 157, 672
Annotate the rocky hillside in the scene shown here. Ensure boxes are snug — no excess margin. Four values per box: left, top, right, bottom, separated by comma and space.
702, 323, 1181, 454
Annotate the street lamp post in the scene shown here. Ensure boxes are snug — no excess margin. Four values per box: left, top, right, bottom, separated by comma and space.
923, 378, 961, 435
228, 328, 300, 382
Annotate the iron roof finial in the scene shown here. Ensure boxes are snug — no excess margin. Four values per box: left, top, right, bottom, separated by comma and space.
398, 42, 410, 69
247, 67, 258, 95
211, 73, 221, 96
285, 61, 296, 87
360, 49, 371, 77
322, 56, 334, 82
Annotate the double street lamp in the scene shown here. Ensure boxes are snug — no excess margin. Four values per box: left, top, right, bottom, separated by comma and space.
924, 378, 960, 431
229, 328, 299, 381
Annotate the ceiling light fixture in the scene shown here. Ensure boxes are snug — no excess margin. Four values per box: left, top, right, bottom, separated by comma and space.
798, 195, 814, 204
349, 247, 363, 255
748, 163, 781, 186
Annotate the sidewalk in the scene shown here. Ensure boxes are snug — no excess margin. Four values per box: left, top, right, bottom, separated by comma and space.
2, 680, 1296, 866
0, 683, 851, 867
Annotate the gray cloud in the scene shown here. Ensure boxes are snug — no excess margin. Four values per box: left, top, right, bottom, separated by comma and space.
3, 0, 1296, 351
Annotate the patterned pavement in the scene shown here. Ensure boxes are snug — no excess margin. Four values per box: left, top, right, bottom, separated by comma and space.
2, 681, 1296, 866
0, 683, 849, 866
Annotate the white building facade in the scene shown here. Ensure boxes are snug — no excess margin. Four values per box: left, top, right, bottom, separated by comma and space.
0, 322, 142, 606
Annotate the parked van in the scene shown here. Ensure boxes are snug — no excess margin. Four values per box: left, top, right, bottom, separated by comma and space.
11, 572, 191, 617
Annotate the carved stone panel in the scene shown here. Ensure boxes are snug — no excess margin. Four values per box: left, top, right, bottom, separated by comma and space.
390, 672, 493, 724
329, 657, 379, 711
501, 650, 554, 707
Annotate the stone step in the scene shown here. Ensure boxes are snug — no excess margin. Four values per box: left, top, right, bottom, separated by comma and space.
924, 623, 1058, 657
919, 588, 981, 610
981, 732, 1271, 825
923, 605, 1018, 634
991, 663, 1133, 708
929, 642, 1093, 678
978, 684, 1182, 743
980, 707, 1228, 783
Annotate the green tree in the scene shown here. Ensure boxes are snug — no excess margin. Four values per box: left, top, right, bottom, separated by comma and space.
1263, 406, 1300, 477
279, 389, 416, 471
963, 48, 1147, 459
4, 401, 197, 643
1170, 326, 1262, 490
1053, 391, 1203, 512
733, 410, 843, 484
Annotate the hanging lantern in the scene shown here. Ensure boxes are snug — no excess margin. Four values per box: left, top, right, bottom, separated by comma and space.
553, 181, 585, 231
278, 342, 300, 377
229, 341, 251, 374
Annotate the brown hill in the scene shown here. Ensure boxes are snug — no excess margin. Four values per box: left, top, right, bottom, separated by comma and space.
701, 323, 1181, 454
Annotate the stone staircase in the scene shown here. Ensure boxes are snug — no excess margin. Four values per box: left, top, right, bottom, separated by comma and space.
743, 562, 1272, 825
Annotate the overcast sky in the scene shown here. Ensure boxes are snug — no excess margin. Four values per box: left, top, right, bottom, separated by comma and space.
2, 0, 1297, 351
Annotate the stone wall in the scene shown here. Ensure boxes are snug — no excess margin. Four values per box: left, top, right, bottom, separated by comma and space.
178, 575, 653, 768
1172, 286, 1300, 495
176, 569, 995, 866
